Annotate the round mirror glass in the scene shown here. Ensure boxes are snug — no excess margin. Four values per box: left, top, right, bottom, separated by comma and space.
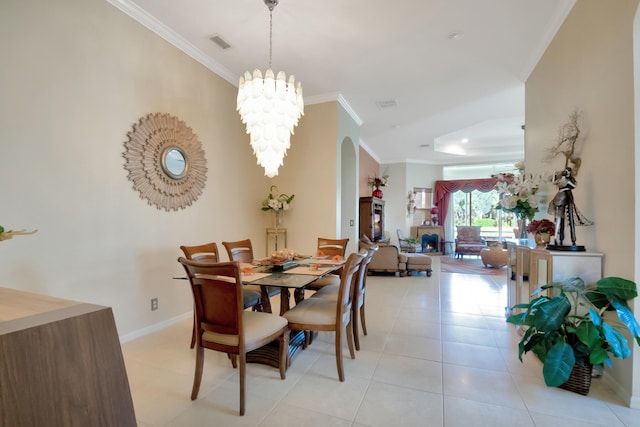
162, 147, 188, 179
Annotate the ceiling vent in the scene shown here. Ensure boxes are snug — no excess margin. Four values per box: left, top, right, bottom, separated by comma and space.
210, 35, 231, 50
376, 100, 398, 110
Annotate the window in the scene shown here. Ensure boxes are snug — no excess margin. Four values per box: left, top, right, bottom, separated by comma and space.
452, 189, 517, 240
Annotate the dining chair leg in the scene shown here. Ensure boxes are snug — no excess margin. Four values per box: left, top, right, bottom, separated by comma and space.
278, 329, 290, 380
360, 304, 368, 335
346, 320, 356, 360
335, 328, 345, 382
352, 306, 361, 351
190, 314, 196, 349
191, 346, 205, 400
228, 353, 238, 368
239, 353, 246, 416
259, 287, 272, 313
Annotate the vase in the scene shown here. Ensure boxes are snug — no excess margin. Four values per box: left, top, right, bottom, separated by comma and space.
272, 210, 283, 229
534, 231, 551, 247
372, 187, 383, 199
515, 218, 527, 240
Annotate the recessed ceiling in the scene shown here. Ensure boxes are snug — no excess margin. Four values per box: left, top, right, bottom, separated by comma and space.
109, 0, 575, 166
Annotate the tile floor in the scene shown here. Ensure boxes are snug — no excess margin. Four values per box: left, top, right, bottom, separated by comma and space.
122, 257, 640, 426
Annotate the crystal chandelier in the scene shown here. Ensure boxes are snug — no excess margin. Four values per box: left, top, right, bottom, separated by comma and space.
236, 0, 304, 178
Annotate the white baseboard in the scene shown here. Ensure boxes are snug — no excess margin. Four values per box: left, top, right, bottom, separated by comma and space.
119, 312, 191, 343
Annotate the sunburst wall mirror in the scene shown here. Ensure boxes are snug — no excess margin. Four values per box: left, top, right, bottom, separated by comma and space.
123, 113, 208, 211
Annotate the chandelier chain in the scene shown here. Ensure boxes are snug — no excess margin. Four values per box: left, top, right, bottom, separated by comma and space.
269, 10, 273, 70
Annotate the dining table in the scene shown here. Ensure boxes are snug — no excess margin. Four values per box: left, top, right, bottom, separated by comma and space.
241, 257, 345, 368
175, 256, 345, 369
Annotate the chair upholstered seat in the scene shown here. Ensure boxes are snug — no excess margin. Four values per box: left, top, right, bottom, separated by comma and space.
203, 311, 288, 347
283, 297, 347, 325
311, 284, 339, 299
307, 274, 340, 289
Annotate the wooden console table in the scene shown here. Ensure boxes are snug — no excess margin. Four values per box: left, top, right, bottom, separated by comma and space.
0, 287, 136, 426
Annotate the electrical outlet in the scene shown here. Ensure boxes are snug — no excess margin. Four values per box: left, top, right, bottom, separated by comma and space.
350, 219, 354, 226
151, 298, 158, 311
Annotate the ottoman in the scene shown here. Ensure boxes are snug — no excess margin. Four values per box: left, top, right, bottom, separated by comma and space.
403, 253, 432, 277
480, 248, 509, 268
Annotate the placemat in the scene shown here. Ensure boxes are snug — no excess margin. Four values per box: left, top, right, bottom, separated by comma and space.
283, 266, 334, 276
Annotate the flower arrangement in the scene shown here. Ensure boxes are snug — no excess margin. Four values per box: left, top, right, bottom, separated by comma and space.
526, 219, 556, 235
367, 174, 389, 189
494, 167, 546, 221
261, 185, 295, 212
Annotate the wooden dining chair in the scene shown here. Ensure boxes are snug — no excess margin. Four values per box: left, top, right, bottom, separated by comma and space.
313, 245, 378, 351
283, 250, 365, 382
305, 237, 350, 292
177, 257, 289, 416
180, 242, 262, 348
221, 238, 280, 313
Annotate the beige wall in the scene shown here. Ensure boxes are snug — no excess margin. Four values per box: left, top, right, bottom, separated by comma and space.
526, 0, 639, 406
359, 147, 380, 197
0, 0, 349, 338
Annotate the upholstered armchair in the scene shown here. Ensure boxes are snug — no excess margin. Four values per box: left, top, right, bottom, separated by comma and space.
455, 226, 486, 258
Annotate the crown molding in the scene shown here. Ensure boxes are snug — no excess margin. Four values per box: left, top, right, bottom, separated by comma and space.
105, 0, 238, 85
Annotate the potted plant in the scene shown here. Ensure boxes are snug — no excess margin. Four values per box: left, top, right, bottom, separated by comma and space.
507, 276, 640, 395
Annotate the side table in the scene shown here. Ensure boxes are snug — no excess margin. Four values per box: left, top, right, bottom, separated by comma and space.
266, 228, 287, 255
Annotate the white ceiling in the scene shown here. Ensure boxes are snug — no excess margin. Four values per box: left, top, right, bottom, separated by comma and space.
111, 0, 575, 166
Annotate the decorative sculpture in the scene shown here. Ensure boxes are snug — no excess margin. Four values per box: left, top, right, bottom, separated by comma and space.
544, 111, 593, 251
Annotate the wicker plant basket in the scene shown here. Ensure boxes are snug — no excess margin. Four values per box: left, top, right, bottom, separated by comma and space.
559, 363, 592, 395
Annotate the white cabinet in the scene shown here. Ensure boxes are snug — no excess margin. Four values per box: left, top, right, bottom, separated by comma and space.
528, 249, 603, 298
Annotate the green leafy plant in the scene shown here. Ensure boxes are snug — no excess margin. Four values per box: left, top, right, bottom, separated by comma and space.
408, 237, 420, 245
507, 276, 640, 387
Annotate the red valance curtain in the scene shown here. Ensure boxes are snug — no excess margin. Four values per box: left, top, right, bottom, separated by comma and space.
433, 178, 498, 225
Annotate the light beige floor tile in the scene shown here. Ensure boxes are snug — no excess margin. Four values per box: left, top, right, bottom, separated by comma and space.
308, 348, 380, 381
514, 375, 624, 425
384, 333, 442, 361
529, 411, 622, 427
440, 324, 497, 347
607, 404, 640, 427
355, 381, 444, 427
443, 364, 525, 409
397, 306, 442, 324
373, 353, 443, 394
261, 403, 352, 427
443, 395, 534, 427
165, 381, 279, 425
442, 341, 508, 371
391, 317, 441, 340
281, 374, 370, 420
440, 311, 489, 329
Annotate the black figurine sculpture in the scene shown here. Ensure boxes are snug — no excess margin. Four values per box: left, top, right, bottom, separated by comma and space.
546, 167, 593, 251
